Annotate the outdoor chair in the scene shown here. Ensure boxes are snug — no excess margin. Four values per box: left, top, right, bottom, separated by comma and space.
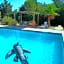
36, 21, 48, 29
43, 21, 48, 28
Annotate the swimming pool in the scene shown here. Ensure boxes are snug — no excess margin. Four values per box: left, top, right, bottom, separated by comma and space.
0, 27, 63, 64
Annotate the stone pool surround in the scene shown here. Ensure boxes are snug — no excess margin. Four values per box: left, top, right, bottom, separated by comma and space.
0, 25, 64, 42
23, 28, 64, 42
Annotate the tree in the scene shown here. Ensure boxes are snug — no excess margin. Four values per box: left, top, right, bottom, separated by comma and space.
0, 0, 12, 17
24, 0, 37, 24
53, 0, 64, 27
41, 4, 58, 26
36, 2, 44, 12
53, 0, 64, 10
19, 5, 27, 11
25, 0, 36, 11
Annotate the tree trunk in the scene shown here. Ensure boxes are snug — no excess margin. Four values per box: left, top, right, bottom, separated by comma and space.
21, 13, 22, 23
33, 13, 35, 22
48, 16, 50, 27
37, 14, 39, 25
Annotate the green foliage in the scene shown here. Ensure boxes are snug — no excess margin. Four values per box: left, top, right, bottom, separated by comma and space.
53, 0, 64, 27
36, 3, 44, 12
25, 0, 36, 11
24, 0, 58, 16
19, 5, 27, 11
41, 4, 58, 16
0, 0, 12, 17
53, 0, 64, 10
1, 16, 16, 25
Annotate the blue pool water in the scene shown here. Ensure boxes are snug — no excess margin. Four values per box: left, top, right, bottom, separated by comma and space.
0, 28, 63, 64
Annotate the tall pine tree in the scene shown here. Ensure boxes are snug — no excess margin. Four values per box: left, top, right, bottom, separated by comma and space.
0, 0, 12, 17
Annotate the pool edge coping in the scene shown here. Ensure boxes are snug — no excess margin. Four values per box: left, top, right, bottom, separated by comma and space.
0, 25, 64, 41
22, 27, 64, 41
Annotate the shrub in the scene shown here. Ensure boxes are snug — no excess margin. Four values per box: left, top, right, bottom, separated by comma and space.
1, 16, 16, 25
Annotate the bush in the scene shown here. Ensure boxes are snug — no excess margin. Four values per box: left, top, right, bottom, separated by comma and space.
1, 16, 16, 25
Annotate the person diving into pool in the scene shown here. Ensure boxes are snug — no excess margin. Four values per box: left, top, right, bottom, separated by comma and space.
5, 42, 31, 64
